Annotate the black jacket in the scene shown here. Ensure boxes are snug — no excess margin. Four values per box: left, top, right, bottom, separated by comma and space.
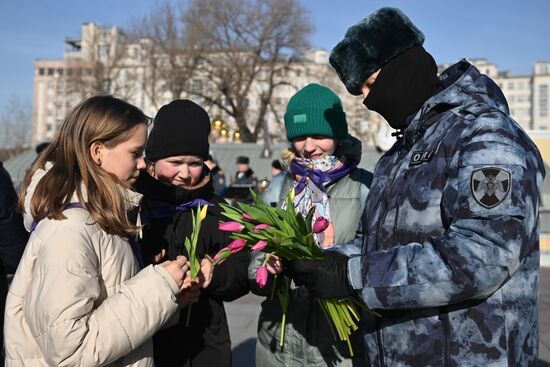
135, 167, 250, 367
0, 162, 28, 361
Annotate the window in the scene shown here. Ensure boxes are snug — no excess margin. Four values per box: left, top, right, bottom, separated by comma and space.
191, 79, 203, 95
539, 84, 548, 117
508, 82, 514, 90
48, 68, 54, 76
39, 68, 45, 76
98, 45, 110, 59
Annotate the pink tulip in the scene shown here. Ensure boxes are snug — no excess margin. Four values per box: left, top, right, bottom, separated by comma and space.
312, 216, 330, 233
242, 213, 254, 221
256, 266, 268, 288
228, 238, 247, 254
253, 224, 271, 233
214, 247, 231, 261
219, 221, 244, 232
251, 240, 268, 252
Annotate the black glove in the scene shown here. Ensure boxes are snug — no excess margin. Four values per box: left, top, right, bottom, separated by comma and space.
284, 251, 355, 299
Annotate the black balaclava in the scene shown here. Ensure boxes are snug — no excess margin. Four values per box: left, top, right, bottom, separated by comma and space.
363, 46, 440, 130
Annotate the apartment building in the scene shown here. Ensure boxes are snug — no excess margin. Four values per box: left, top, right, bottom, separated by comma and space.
31, 23, 379, 146
32, 23, 549, 149
470, 58, 550, 131
533, 61, 550, 130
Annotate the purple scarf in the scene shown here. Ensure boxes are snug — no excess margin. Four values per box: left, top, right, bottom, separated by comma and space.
146, 199, 214, 222
290, 159, 357, 194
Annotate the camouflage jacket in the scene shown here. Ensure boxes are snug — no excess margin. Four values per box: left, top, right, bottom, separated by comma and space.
347, 60, 545, 366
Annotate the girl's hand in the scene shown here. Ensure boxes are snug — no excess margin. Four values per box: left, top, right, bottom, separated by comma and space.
160, 255, 188, 288
198, 256, 214, 288
266, 254, 282, 275
154, 249, 166, 264
181, 271, 201, 305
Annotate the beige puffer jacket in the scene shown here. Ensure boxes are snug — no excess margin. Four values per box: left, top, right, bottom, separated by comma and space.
4, 164, 182, 366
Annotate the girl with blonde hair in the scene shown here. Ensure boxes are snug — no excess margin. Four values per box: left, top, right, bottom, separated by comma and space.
4, 95, 196, 367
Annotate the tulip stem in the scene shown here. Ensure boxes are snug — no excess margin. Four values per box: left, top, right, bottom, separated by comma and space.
278, 277, 290, 350
185, 304, 192, 327
270, 275, 278, 300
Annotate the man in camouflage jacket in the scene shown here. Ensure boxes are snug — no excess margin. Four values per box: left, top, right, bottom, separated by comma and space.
285, 7, 545, 367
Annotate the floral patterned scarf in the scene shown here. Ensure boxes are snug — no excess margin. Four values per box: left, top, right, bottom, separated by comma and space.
287, 155, 356, 248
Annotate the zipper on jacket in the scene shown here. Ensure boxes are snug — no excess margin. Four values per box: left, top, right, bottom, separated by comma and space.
373, 154, 407, 367
375, 318, 386, 367
375, 152, 407, 251
440, 307, 450, 366
392, 170, 408, 243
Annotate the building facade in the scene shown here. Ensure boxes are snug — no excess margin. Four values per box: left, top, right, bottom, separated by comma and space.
32, 23, 550, 149
470, 58, 550, 131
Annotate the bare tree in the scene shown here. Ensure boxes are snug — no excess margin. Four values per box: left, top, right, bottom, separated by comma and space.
184, 0, 313, 142
129, 1, 203, 110
0, 95, 32, 150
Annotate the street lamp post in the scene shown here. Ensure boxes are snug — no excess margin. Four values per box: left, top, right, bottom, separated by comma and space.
260, 118, 271, 158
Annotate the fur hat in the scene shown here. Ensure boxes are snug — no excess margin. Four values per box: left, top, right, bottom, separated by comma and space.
329, 7, 425, 96
236, 156, 250, 164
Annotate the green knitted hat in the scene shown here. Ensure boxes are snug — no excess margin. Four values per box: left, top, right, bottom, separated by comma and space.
284, 83, 348, 141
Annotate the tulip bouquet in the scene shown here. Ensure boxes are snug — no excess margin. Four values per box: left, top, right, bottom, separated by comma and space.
184, 204, 208, 326
213, 190, 373, 356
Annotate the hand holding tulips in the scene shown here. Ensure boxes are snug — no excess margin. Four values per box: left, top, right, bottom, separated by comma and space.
265, 254, 282, 275
182, 204, 209, 325
213, 190, 376, 356
161, 255, 189, 289
180, 274, 201, 305
284, 251, 355, 299
179, 258, 213, 304
198, 257, 214, 288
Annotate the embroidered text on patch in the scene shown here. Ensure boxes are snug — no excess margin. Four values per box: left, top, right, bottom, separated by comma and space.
470, 167, 511, 208
410, 150, 434, 166
293, 114, 307, 123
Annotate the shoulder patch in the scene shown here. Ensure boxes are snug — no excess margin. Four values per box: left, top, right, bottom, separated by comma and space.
470, 167, 511, 208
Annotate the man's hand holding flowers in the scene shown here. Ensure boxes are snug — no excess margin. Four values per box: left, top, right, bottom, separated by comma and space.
285, 251, 356, 299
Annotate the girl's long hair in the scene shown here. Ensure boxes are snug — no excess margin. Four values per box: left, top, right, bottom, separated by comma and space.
18, 95, 149, 237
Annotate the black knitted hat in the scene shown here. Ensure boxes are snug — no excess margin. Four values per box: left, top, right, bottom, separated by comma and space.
146, 99, 211, 161
329, 7, 425, 96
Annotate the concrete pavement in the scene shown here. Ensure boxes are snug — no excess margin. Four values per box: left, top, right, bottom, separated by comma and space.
226, 267, 550, 366
225, 293, 262, 367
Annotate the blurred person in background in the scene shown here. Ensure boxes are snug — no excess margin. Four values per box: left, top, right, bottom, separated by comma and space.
0, 162, 28, 363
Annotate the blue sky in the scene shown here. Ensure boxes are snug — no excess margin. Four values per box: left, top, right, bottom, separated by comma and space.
1, 0, 549, 114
